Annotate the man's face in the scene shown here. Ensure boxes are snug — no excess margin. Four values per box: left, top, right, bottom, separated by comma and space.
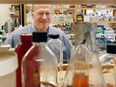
32, 5, 51, 32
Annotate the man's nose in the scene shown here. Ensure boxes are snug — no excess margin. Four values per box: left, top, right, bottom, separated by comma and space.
42, 13, 47, 19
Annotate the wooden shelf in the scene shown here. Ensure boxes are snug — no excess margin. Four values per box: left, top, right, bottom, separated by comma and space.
84, 21, 116, 23
53, 7, 116, 11
76, 8, 116, 10
51, 20, 73, 24
51, 21, 116, 24
25, 4, 116, 28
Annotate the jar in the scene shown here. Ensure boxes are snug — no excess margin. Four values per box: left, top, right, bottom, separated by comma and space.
0, 48, 18, 87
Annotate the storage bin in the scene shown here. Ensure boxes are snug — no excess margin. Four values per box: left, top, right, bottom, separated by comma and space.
0, 50, 18, 87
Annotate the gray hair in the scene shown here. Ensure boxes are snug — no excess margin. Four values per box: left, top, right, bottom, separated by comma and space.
31, 4, 52, 13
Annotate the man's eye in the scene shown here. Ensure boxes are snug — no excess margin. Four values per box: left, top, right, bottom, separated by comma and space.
38, 13, 43, 15
46, 13, 50, 15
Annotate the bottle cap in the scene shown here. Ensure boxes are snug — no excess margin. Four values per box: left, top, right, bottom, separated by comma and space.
49, 34, 59, 39
106, 43, 116, 54
32, 32, 47, 42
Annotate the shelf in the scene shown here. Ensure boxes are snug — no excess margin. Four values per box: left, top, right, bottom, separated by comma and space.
51, 20, 73, 24
51, 21, 116, 24
24, 4, 116, 28
84, 21, 116, 24
53, 7, 116, 13
76, 8, 116, 10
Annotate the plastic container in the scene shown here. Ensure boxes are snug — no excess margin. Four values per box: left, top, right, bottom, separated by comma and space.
47, 34, 63, 84
21, 32, 58, 87
48, 34, 63, 63
15, 34, 32, 87
62, 44, 106, 87
0, 50, 18, 87
99, 43, 116, 86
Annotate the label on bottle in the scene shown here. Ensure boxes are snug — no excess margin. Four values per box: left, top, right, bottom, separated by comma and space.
77, 16, 83, 21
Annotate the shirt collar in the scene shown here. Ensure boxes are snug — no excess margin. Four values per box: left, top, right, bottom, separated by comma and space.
31, 23, 37, 32
31, 23, 50, 39
32, 23, 50, 33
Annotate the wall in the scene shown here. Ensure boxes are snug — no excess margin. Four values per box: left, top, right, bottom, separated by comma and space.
0, 4, 11, 27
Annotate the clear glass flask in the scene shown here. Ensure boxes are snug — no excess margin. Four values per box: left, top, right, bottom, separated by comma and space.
47, 34, 63, 85
48, 34, 63, 63
21, 32, 58, 87
62, 44, 106, 87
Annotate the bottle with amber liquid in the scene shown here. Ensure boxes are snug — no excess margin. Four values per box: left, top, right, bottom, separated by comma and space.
73, 73, 89, 87
21, 32, 58, 87
15, 34, 32, 87
62, 44, 106, 87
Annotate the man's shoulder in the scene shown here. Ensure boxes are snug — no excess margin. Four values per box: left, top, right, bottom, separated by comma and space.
49, 25, 64, 33
23, 23, 33, 29
19, 24, 33, 31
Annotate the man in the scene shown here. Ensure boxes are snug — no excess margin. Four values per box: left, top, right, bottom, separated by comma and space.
2, 4, 72, 63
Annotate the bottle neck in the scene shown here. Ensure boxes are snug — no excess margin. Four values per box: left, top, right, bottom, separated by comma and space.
51, 38, 59, 41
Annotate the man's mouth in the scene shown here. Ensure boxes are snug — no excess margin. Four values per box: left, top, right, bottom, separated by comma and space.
40, 20, 48, 23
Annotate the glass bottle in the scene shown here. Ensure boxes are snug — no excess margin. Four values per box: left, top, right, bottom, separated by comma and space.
95, 12, 99, 21
68, 12, 73, 22
90, 14, 95, 21
62, 44, 106, 87
48, 34, 63, 63
76, 12, 83, 21
21, 32, 58, 87
47, 34, 63, 84
15, 34, 32, 87
104, 11, 111, 21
